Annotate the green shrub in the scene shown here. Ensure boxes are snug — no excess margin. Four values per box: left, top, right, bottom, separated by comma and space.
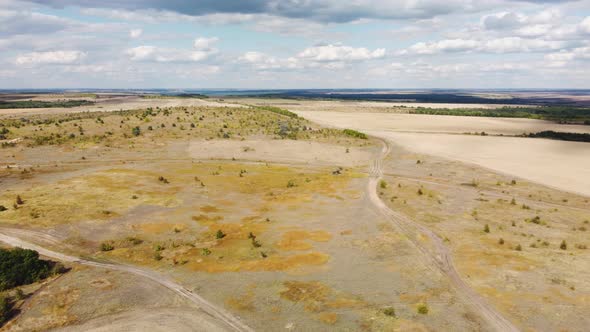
131, 126, 141, 136
342, 129, 368, 139
382, 306, 396, 317
215, 230, 226, 239
379, 180, 387, 189
417, 304, 429, 314
254, 106, 298, 118
100, 242, 114, 251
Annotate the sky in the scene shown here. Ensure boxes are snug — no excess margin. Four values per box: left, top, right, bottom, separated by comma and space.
1, 0, 589, 89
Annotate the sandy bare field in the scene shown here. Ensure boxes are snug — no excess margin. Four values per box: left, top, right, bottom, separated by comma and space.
293, 110, 590, 197
295, 111, 590, 135
232, 98, 529, 111
375, 131, 590, 197
188, 140, 372, 166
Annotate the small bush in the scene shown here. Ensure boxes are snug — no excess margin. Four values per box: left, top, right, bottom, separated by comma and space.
382, 307, 396, 317
379, 180, 387, 189
484, 224, 490, 233
0, 206, 6, 212
131, 126, 141, 136
126, 237, 143, 245
15, 195, 24, 205
560, 240, 567, 250
515, 244, 522, 251
498, 238, 504, 245
215, 230, 226, 239
100, 242, 114, 251
417, 304, 429, 314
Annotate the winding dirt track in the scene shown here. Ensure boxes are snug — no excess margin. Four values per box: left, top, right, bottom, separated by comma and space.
0, 232, 252, 332
368, 139, 519, 332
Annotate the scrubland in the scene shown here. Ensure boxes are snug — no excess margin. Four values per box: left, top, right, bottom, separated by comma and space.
0, 95, 588, 331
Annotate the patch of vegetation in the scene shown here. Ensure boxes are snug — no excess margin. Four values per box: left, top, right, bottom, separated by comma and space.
0, 294, 15, 326
0, 99, 94, 109
100, 242, 114, 251
382, 306, 396, 317
253, 105, 299, 118
408, 106, 590, 124
417, 303, 429, 314
0, 247, 64, 291
524, 131, 590, 143
342, 129, 368, 139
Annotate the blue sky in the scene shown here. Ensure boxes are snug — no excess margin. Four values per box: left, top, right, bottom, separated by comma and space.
1, 0, 589, 88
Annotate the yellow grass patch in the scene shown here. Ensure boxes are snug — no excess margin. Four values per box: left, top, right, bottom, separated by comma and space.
186, 252, 329, 273
0, 168, 180, 227
275, 230, 332, 251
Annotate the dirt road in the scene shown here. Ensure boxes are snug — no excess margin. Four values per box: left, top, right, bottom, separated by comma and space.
368, 140, 520, 332
0, 231, 252, 332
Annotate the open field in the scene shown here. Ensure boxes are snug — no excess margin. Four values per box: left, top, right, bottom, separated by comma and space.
290, 110, 590, 196
1, 95, 589, 331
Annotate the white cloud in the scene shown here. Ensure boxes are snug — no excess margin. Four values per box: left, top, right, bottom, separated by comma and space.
401, 37, 564, 55
580, 17, 590, 34
545, 46, 590, 67
15, 50, 86, 65
297, 44, 386, 62
238, 51, 299, 70
193, 37, 218, 50
125, 45, 156, 61
129, 28, 142, 38
402, 39, 479, 55
126, 37, 219, 63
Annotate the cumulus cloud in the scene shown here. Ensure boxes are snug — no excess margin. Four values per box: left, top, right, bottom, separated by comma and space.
297, 44, 386, 62
0, 9, 74, 36
401, 37, 564, 55
15, 50, 86, 65
238, 43, 387, 72
193, 37, 218, 50
125, 36, 219, 63
30, 0, 505, 23
545, 46, 590, 66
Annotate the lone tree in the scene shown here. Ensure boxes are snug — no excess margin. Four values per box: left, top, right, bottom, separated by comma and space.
132, 126, 141, 136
